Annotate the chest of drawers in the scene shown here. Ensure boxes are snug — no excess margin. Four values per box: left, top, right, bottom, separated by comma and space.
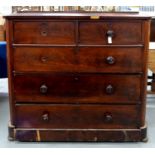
5, 12, 150, 142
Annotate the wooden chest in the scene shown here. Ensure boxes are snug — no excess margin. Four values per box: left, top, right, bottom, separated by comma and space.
5, 12, 151, 142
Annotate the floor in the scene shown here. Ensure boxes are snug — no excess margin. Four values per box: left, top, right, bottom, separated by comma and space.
0, 78, 155, 148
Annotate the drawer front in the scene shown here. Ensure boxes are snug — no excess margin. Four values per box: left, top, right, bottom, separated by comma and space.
15, 104, 139, 129
14, 47, 143, 73
13, 21, 75, 44
79, 21, 142, 45
14, 74, 141, 103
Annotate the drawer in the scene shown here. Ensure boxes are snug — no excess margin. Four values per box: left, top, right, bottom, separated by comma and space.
79, 21, 142, 45
15, 104, 139, 129
13, 21, 75, 44
14, 74, 141, 103
13, 47, 143, 73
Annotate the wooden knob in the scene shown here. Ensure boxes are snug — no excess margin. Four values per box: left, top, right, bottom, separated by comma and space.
106, 85, 114, 94
106, 30, 114, 37
104, 113, 113, 123
42, 113, 49, 121
40, 84, 48, 94
74, 77, 79, 81
106, 56, 115, 65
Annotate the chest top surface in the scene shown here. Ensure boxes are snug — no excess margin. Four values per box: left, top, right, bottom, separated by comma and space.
4, 12, 151, 20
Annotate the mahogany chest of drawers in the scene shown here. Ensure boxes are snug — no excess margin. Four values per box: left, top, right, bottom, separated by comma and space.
5, 12, 151, 142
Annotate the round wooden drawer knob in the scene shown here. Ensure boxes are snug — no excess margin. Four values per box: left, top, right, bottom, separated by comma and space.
106, 84, 114, 94
104, 113, 113, 123
106, 56, 115, 65
106, 30, 114, 37
74, 77, 79, 81
42, 113, 49, 121
40, 84, 48, 94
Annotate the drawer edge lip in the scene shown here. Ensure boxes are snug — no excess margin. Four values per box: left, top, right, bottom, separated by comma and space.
12, 71, 144, 75
14, 102, 141, 105
78, 44, 144, 47
14, 128, 142, 131
12, 43, 144, 47
12, 44, 77, 47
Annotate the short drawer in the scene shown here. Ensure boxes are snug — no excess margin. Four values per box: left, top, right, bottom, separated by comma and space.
79, 21, 142, 45
14, 74, 141, 103
15, 104, 139, 129
13, 47, 143, 73
13, 21, 75, 44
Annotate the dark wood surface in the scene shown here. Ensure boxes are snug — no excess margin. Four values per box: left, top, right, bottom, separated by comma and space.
13, 47, 143, 73
79, 21, 143, 45
13, 21, 75, 44
150, 19, 155, 41
14, 74, 141, 103
12, 20, 143, 45
14, 128, 147, 142
15, 104, 139, 129
5, 12, 151, 142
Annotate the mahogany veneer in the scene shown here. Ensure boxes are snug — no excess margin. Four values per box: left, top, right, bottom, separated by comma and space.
5, 12, 151, 142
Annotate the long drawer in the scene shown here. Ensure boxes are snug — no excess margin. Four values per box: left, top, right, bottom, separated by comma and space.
13, 47, 143, 73
79, 21, 142, 45
15, 104, 139, 129
13, 21, 75, 44
14, 74, 141, 103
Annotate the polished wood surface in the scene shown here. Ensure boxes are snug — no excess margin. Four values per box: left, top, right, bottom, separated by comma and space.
14, 128, 146, 142
13, 47, 143, 73
5, 12, 150, 142
15, 104, 139, 129
14, 74, 141, 103
150, 19, 155, 42
79, 21, 142, 45
13, 21, 75, 44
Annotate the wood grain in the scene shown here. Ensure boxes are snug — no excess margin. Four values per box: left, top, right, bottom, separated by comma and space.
15, 104, 139, 129
14, 74, 141, 103
4, 12, 150, 141
13, 46, 143, 73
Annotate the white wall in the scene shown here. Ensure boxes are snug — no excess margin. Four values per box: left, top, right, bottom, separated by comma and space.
0, 6, 12, 15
